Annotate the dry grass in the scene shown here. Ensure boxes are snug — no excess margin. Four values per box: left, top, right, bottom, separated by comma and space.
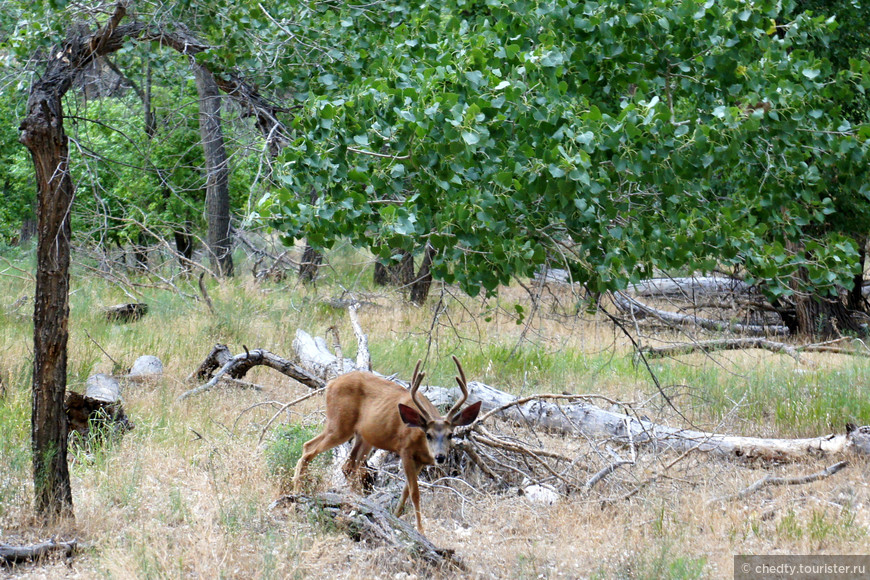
2, 249, 870, 578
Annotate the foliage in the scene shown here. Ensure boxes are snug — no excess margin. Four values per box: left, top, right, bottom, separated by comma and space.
0, 2, 266, 252
0, 90, 36, 245
265, 423, 326, 492
264, 0, 870, 306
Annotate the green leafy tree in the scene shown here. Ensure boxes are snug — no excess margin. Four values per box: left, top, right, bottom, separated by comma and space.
0, 91, 36, 245
265, 0, 870, 335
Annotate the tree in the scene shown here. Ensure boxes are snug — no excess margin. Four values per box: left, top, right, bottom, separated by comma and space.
193, 63, 234, 276
17, 4, 138, 518
11, 0, 290, 516
265, 0, 870, 334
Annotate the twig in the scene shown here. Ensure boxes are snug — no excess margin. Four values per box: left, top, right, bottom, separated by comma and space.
84, 329, 119, 367
0, 539, 78, 564
198, 273, 217, 316
584, 460, 633, 490
325, 326, 343, 374
607, 443, 703, 504
233, 400, 285, 434
348, 302, 371, 371
258, 387, 326, 443
707, 461, 849, 504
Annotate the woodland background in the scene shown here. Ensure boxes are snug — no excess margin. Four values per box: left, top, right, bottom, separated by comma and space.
2, 0, 870, 577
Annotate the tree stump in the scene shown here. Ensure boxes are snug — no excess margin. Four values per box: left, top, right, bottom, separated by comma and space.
105, 303, 148, 322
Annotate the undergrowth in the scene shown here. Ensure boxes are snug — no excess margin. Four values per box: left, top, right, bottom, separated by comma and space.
1, 245, 869, 577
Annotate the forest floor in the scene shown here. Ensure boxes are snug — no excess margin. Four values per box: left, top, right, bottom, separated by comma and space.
1, 246, 869, 579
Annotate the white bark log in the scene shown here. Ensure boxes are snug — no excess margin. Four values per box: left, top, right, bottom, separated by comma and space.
292, 329, 355, 380
613, 291, 789, 336
85, 373, 121, 403
291, 328, 868, 463
626, 276, 753, 298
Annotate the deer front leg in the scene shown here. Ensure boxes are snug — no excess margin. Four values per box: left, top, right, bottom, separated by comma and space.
397, 457, 425, 533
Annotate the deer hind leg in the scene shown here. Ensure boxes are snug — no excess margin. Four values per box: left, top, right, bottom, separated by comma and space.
292, 427, 353, 493
342, 437, 374, 492
396, 457, 425, 533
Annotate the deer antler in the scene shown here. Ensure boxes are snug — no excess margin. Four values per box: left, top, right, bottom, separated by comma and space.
446, 355, 470, 422
408, 359, 431, 422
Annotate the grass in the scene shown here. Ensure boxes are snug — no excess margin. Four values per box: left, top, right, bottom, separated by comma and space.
1, 244, 870, 577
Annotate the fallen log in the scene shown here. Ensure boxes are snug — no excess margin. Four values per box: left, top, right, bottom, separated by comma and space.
180, 344, 324, 400
641, 337, 805, 364
0, 539, 78, 565
104, 303, 148, 323
271, 493, 464, 571
627, 276, 753, 298
612, 291, 789, 336
291, 328, 869, 463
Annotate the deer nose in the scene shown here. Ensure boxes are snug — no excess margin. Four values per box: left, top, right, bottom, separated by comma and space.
435, 454, 447, 464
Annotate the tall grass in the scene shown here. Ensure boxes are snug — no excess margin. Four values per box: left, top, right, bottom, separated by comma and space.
2, 245, 870, 577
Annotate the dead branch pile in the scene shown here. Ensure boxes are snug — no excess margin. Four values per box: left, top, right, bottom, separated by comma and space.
270, 492, 465, 571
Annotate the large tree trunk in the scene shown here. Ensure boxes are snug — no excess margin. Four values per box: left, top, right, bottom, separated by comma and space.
19, 218, 37, 245
785, 240, 865, 338
373, 261, 390, 286
193, 64, 234, 277
298, 243, 323, 284
18, 28, 84, 520
132, 230, 149, 271
374, 250, 415, 287
409, 244, 435, 305
173, 226, 195, 270
848, 236, 867, 312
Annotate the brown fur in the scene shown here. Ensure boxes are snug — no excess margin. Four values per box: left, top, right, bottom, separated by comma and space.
292, 363, 481, 533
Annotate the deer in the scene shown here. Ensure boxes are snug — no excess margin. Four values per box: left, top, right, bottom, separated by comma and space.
292, 356, 482, 533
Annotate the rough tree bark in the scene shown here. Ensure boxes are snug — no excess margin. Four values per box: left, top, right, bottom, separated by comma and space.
409, 244, 436, 305
784, 240, 865, 338
193, 63, 234, 277
298, 243, 322, 284
16, 1, 139, 519
848, 237, 867, 311
373, 250, 415, 287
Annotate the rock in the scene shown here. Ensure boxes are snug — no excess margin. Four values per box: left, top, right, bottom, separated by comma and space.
521, 484, 560, 506
128, 355, 163, 377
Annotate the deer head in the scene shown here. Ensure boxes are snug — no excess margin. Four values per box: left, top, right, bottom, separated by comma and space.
397, 356, 482, 465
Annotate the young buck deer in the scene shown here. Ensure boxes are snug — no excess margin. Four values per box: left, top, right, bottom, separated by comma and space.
292, 356, 482, 533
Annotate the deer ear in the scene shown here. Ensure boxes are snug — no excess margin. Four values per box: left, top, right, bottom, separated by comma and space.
398, 404, 427, 429
451, 400, 482, 427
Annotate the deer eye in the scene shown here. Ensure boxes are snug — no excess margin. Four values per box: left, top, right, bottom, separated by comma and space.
446, 433, 453, 440
426, 433, 432, 441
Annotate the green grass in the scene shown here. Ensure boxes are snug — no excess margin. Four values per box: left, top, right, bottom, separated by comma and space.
3, 244, 870, 577
265, 424, 327, 493
648, 356, 870, 435
0, 387, 30, 517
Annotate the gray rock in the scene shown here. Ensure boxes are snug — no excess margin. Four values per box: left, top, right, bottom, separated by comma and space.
128, 355, 163, 377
